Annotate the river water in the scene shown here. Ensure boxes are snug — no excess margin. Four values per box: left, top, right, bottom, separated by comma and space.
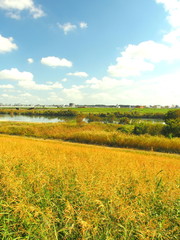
0, 114, 64, 123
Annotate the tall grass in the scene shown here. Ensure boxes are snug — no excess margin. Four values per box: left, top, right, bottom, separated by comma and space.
0, 121, 179, 153
0, 135, 179, 239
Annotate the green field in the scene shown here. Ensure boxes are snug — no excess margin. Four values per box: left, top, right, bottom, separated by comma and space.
0, 107, 173, 114
63, 107, 171, 114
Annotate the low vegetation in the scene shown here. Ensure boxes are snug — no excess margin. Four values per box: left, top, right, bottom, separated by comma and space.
0, 107, 173, 119
0, 135, 179, 239
0, 121, 179, 153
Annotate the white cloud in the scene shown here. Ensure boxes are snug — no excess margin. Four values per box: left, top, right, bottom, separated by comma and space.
108, 58, 154, 78
20, 92, 32, 97
0, 34, 18, 53
61, 78, 68, 82
18, 80, 63, 90
63, 87, 84, 101
6, 11, 21, 19
1, 93, 9, 97
48, 92, 63, 102
0, 0, 45, 19
27, 58, 34, 64
41, 56, 72, 67
67, 72, 88, 77
163, 28, 180, 44
108, 39, 180, 77
0, 84, 14, 89
90, 92, 116, 103
156, 0, 180, 28
57, 22, 77, 35
79, 22, 88, 29
0, 68, 63, 90
121, 41, 172, 63
58, 21, 88, 34
86, 77, 133, 89
0, 68, 33, 81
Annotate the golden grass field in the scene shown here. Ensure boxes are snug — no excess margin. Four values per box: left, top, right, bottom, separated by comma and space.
0, 134, 180, 239
0, 121, 180, 154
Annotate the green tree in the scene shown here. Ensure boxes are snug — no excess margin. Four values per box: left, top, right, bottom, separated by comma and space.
163, 110, 180, 137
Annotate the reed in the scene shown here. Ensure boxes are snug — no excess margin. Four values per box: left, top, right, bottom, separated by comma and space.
0, 122, 179, 153
0, 135, 179, 239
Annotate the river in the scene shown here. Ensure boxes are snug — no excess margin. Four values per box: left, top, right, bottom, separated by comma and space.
0, 114, 165, 124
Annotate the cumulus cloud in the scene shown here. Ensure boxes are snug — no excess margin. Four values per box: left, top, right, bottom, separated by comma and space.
108, 39, 180, 77
41, 56, 72, 67
0, 0, 45, 19
0, 68, 33, 81
67, 72, 88, 77
0, 34, 18, 53
156, 0, 180, 28
108, 58, 154, 78
27, 58, 34, 64
107, 1, 180, 79
163, 28, 180, 44
57, 22, 77, 35
0, 68, 63, 90
79, 22, 88, 29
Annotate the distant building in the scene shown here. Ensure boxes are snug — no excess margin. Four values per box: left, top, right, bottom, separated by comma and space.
69, 103, 75, 107
135, 105, 145, 108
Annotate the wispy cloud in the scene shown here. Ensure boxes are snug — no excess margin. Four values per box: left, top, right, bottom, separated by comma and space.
27, 58, 34, 64
79, 22, 88, 29
57, 22, 77, 35
58, 21, 88, 34
67, 72, 88, 78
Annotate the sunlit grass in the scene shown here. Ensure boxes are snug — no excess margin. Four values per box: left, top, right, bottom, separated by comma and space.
0, 135, 179, 239
0, 121, 179, 153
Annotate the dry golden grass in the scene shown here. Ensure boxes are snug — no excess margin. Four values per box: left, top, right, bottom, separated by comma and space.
0, 121, 179, 153
0, 135, 180, 239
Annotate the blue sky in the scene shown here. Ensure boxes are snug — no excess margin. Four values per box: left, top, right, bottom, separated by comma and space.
0, 0, 180, 106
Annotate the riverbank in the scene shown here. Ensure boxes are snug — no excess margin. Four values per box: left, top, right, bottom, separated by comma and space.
0, 107, 171, 119
0, 121, 179, 153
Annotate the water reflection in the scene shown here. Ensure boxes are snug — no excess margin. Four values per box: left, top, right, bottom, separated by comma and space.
0, 114, 164, 124
0, 114, 65, 123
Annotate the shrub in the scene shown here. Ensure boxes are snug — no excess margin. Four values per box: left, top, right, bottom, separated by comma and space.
163, 110, 180, 137
133, 122, 164, 136
163, 119, 180, 138
118, 117, 130, 124
164, 109, 180, 123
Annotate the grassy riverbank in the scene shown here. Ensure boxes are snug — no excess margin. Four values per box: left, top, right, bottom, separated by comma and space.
0, 135, 179, 239
0, 107, 172, 119
0, 121, 179, 153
